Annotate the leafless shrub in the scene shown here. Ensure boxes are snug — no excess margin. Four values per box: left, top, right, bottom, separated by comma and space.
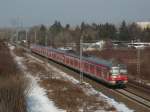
13, 47, 26, 57
0, 74, 28, 112
0, 40, 28, 112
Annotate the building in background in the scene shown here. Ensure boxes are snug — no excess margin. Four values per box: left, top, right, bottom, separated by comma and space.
136, 22, 150, 29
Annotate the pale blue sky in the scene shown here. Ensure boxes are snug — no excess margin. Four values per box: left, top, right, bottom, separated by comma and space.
0, 0, 150, 27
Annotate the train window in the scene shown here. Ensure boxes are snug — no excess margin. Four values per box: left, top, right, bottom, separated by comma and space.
110, 67, 120, 75
120, 69, 127, 74
119, 64, 127, 74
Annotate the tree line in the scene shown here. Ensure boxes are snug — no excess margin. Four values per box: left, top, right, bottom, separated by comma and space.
17, 20, 150, 47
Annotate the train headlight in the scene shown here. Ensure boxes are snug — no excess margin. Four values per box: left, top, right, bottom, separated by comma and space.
112, 76, 117, 78
124, 80, 128, 84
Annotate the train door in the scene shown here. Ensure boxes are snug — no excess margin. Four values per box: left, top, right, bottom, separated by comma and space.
61, 54, 65, 63
103, 68, 109, 80
89, 63, 95, 75
54, 52, 57, 60
43, 48, 45, 56
68, 57, 71, 65
39, 48, 40, 54
96, 66, 101, 77
74, 58, 80, 69
45, 48, 47, 57
40, 48, 42, 54
56, 53, 59, 61
42, 48, 44, 55
57, 53, 62, 62
48, 51, 51, 59
46, 48, 48, 57
101, 67, 109, 80
51, 52, 53, 59
70, 57, 74, 67
52, 52, 56, 60
101, 67, 104, 79
84, 62, 90, 73
64, 55, 67, 65
66, 56, 69, 65
74, 58, 78, 69
77, 59, 80, 69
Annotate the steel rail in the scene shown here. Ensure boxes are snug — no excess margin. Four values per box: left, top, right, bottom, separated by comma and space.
116, 89, 150, 110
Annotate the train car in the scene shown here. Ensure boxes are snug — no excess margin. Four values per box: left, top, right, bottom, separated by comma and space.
31, 44, 128, 86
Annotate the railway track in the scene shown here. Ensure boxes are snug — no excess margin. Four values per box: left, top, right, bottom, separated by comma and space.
30, 50, 150, 110
128, 80, 150, 93
115, 89, 150, 110
14, 43, 150, 111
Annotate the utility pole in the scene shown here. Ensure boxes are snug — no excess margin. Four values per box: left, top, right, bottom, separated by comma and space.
45, 33, 48, 46
15, 17, 20, 44
34, 31, 37, 44
137, 40, 141, 81
26, 30, 28, 47
80, 35, 83, 83
26, 30, 27, 42
137, 47, 141, 80
45, 32, 49, 59
16, 31, 18, 43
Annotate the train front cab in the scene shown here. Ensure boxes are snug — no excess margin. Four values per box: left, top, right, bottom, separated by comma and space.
108, 66, 128, 86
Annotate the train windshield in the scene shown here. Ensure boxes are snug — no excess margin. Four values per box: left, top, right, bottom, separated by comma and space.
119, 64, 127, 74
110, 67, 120, 75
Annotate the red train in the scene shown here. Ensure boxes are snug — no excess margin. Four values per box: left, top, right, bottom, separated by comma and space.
31, 44, 128, 86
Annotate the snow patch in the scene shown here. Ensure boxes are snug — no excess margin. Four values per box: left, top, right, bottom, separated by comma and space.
8, 44, 15, 50
26, 75, 65, 112
146, 83, 150, 86
9, 45, 66, 112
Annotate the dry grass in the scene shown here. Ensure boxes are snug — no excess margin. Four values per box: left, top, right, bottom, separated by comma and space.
42, 78, 116, 112
0, 40, 27, 112
0, 74, 28, 112
13, 47, 26, 57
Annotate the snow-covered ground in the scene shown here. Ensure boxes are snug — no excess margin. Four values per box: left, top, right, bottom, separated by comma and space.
9, 44, 134, 112
26, 75, 65, 112
9, 44, 65, 112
